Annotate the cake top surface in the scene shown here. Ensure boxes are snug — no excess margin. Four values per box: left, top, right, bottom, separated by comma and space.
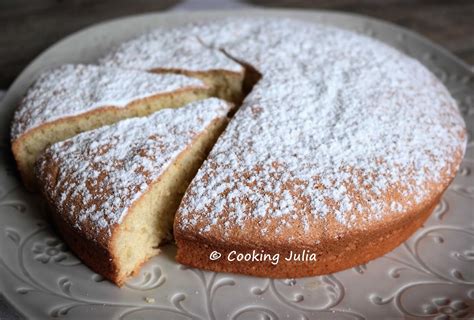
11, 64, 206, 140
36, 98, 231, 244
174, 18, 467, 245
99, 27, 244, 73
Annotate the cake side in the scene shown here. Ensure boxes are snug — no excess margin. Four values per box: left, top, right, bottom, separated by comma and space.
175, 193, 441, 278
11, 64, 209, 190
36, 98, 232, 285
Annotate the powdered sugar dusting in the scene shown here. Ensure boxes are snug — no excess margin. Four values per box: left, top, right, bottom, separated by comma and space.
11, 64, 206, 140
99, 27, 243, 73
36, 98, 231, 240
175, 18, 466, 236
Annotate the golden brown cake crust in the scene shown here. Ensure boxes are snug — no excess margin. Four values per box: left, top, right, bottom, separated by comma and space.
46, 179, 161, 286
175, 192, 443, 278
49, 208, 122, 284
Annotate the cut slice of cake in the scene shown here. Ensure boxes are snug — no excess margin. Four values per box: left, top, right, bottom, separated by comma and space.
35, 98, 232, 286
99, 27, 246, 104
11, 64, 210, 190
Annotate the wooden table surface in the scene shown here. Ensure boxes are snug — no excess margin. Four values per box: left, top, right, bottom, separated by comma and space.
0, 0, 473, 89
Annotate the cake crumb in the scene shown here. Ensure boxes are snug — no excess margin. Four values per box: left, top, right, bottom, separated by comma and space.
144, 297, 155, 303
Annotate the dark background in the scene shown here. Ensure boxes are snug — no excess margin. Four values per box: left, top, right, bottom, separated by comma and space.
0, 0, 473, 89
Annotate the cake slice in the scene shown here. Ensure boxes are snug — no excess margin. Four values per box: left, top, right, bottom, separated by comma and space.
35, 98, 232, 286
99, 27, 246, 103
11, 64, 210, 190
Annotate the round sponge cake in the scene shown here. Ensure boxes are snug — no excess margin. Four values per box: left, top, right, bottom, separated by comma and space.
19, 17, 467, 284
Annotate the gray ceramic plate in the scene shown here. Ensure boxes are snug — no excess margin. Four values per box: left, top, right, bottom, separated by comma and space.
0, 9, 473, 320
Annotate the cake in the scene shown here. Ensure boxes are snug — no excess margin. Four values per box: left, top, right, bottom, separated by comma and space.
99, 27, 246, 103
100, 18, 465, 277
14, 17, 466, 285
11, 64, 210, 190
35, 98, 232, 286
171, 19, 466, 277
